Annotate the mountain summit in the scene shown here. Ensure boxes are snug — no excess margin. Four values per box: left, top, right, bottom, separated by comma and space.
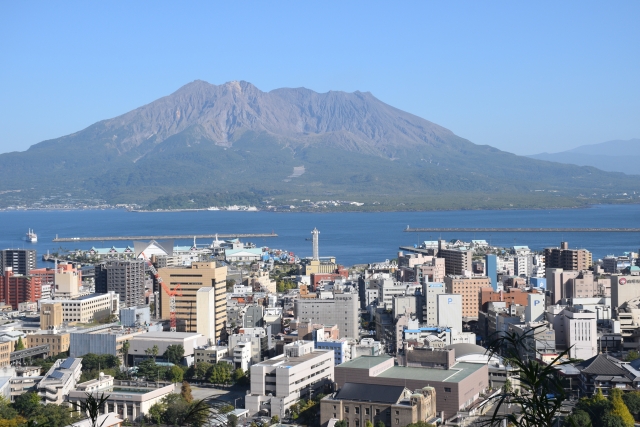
2, 80, 640, 210
48, 80, 456, 161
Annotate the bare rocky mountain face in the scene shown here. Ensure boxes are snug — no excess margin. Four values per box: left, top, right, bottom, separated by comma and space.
2, 80, 640, 209
79, 80, 458, 160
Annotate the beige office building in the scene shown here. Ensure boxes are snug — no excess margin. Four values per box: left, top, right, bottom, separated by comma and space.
444, 276, 490, 320
158, 262, 227, 339
41, 302, 63, 330
26, 331, 70, 357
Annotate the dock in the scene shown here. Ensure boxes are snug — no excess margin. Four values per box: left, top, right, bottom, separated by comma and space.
52, 232, 278, 242
404, 228, 640, 233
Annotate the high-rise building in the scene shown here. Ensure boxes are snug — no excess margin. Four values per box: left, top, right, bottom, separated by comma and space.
444, 276, 490, 320
437, 241, 473, 275
0, 267, 41, 308
0, 249, 36, 276
437, 293, 463, 331
294, 293, 359, 338
158, 261, 227, 340
41, 302, 63, 330
485, 254, 497, 291
544, 241, 592, 271
422, 282, 445, 325
95, 260, 146, 308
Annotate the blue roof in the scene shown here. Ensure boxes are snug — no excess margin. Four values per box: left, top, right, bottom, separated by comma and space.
60, 358, 77, 369
50, 371, 65, 379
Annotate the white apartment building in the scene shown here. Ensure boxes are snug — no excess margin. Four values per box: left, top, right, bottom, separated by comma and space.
194, 346, 229, 364
38, 357, 82, 404
551, 307, 598, 360
245, 341, 334, 418
41, 292, 119, 324
422, 282, 445, 326
68, 375, 176, 421
229, 328, 267, 364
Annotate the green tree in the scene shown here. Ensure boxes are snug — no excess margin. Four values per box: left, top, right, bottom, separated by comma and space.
12, 392, 40, 417
166, 365, 184, 383
233, 368, 247, 384
622, 391, 640, 418
563, 409, 592, 427
181, 381, 193, 403
334, 421, 347, 427
219, 404, 234, 414
608, 388, 635, 427
0, 395, 18, 420
227, 414, 238, 427
624, 350, 640, 362
148, 401, 166, 425
375, 421, 386, 427
601, 414, 628, 427
137, 359, 165, 380
209, 363, 232, 386
14, 337, 25, 351
195, 361, 212, 380
365, 421, 373, 427
182, 400, 211, 427
271, 415, 280, 424
145, 345, 159, 362
164, 345, 185, 365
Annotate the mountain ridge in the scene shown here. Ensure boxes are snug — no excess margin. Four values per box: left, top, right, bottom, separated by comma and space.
1, 80, 640, 210
528, 139, 640, 175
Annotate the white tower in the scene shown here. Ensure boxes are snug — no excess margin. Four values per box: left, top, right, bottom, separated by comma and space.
311, 228, 320, 261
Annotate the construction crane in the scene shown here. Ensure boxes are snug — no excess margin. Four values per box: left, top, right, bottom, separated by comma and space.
141, 253, 182, 332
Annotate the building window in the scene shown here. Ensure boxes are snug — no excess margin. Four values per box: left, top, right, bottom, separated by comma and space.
355, 407, 360, 414
395, 411, 399, 416
345, 407, 349, 413
375, 409, 380, 415
445, 387, 451, 392
395, 419, 399, 425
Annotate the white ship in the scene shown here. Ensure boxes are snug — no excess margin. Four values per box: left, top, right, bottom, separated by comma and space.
25, 229, 37, 242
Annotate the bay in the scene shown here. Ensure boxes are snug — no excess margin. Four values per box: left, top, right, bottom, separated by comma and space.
1, 204, 639, 267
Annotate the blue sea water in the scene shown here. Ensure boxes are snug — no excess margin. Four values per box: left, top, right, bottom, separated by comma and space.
1, 204, 639, 267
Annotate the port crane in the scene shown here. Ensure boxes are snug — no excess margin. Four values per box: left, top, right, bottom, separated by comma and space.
141, 253, 182, 332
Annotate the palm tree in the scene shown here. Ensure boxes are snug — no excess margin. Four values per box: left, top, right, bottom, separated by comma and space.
181, 399, 212, 427
72, 392, 111, 427
120, 341, 130, 368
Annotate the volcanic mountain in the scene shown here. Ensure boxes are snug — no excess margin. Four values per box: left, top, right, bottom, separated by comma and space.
1, 80, 639, 210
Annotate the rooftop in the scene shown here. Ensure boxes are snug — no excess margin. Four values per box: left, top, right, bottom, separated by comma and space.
132, 331, 201, 339
333, 382, 408, 404
338, 356, 485, 383
257, 350, 331, 367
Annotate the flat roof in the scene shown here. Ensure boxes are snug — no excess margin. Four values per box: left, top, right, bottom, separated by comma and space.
258, 350, 331, 367
133, 332, 201, 339
338, 355, 393, 369
337, 356, 484, 384
378, 363, 484, 384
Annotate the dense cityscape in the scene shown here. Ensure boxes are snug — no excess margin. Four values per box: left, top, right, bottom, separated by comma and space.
0, 229, 639, 426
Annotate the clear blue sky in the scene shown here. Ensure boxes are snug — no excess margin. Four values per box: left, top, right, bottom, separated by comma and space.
1, 1, 638, 155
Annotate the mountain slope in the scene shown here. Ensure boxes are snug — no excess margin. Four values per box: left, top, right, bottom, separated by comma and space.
528, 139, 640, 175
1, 80, 640, 210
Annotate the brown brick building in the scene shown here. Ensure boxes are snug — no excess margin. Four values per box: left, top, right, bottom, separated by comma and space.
0, 268, 41, 309
444, 276, 490, 319
320, 383, 437, 427
479, 288, 537, 312
334, 355, 488, 419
